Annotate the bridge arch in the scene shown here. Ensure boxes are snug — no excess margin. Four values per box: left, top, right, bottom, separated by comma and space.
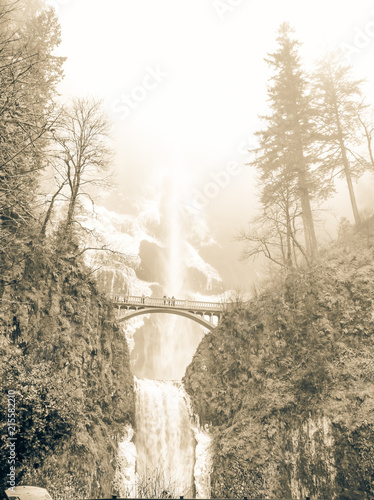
117, 307, 218, 331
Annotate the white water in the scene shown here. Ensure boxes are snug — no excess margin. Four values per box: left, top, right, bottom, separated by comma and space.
135, 378, 196, 498
193, 426, 213, 499
113, 425, 137, 498
118, 156, 212, 498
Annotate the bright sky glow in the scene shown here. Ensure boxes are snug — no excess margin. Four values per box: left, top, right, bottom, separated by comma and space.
53, 0, 374, 288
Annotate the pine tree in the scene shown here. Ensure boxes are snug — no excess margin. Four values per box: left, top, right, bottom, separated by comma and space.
251, 23, 320, 263
312, 51, 365, 225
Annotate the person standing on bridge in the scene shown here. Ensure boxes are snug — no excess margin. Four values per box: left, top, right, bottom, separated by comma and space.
171, 296, 175, 306
163, 295, 167, 305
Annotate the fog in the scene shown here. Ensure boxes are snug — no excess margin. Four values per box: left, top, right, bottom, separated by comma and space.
53, 0, 374, 291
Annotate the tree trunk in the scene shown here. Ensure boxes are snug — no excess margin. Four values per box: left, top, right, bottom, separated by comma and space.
360, 117, 374, 170
333, 99, 361, 225
297, 170, 318, 259
341, 149, 361, 226
293, 122, 318, 260
40, 183, 65, 236
285, 200, 293, 267
64, 165, 80, 236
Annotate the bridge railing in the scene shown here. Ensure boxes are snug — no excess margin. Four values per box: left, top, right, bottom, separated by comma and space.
112, 295, 225, 311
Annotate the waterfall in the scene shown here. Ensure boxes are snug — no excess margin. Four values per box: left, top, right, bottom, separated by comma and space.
135, 378, 196, 498
117, 154, 212, 498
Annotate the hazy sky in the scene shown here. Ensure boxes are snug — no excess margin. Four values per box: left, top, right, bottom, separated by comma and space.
52, 0, 374, 290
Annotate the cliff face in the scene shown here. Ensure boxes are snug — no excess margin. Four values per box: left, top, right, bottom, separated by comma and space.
184, 227, 374, 499
0, 243, 134, 499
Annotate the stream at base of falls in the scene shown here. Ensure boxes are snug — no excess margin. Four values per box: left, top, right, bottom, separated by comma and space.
115, 377, 212, 499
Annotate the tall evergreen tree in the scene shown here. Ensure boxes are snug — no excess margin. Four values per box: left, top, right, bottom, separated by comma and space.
252, 23, 320, 262
312, 51, 365, 225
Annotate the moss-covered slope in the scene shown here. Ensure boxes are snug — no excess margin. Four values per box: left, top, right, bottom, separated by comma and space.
184, 228, 374, 499
0, 243, 134, 499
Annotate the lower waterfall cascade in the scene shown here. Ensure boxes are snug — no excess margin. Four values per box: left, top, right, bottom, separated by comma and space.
116, 377, 212, 499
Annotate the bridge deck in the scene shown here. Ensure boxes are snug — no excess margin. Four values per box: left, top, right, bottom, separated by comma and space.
112, 295, 225, 313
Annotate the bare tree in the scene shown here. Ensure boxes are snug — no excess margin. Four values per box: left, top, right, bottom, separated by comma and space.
238, 188, 307, 270
43, 98, 112, 242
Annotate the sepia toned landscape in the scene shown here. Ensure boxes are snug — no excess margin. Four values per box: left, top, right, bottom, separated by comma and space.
1, 1, 374, 499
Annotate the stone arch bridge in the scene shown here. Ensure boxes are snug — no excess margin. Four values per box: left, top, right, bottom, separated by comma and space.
112, 295, 225, 331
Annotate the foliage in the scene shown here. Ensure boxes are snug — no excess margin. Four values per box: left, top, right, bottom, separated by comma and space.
243, 30, 373, 271
0, 360, 85, 472
249, 23, 320, 264
184, 220, 374, 499
0, 241, 135, 497
312, 50, 366, 225
0, 1, 64, 287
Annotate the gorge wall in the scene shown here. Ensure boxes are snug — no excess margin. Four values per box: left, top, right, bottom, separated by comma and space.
0, 242, 135, 499
184, 224, 374, 499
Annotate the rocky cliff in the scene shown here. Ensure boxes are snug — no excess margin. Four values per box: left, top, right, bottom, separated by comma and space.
0, 241, 134, 499
184, 222, 374, 499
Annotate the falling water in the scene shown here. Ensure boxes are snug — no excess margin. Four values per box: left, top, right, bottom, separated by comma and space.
131, 155, 206, 381
135, 378, 196, 498
118, 154, 212, 498
166, 152, 183, 295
